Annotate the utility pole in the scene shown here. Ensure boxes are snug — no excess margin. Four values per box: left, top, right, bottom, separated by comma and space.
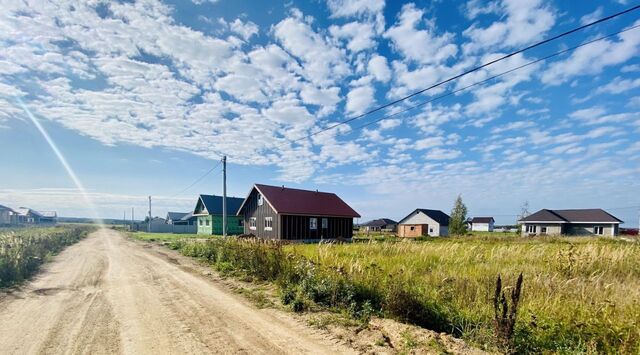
131, 207, 134, 230
123, 210, 126, 227
222, 156, 227, 237
148, 196, 152, 232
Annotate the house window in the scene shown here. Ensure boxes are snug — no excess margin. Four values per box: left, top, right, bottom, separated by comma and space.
410, 226, 415, 231
526, 225, 536, 233
205, 219, 210, 226
257, 193, 263, 206
429, 228, 433, 233
264, 217, 273, 231
310, 218, 317, 230
238, 219, 244, 227
594, 226, 603, 235
541, 226, 547, 234
322, 218, 328, 229
249, 217, 256, 230
199, 219, 202, 226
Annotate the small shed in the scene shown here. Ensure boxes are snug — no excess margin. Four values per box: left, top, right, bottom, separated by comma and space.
469, 217, 495, 232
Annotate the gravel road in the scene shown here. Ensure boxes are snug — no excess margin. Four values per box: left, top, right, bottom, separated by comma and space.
0, 229, 354, 355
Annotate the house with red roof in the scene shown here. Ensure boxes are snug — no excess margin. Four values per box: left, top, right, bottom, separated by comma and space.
236, 184, 360, 240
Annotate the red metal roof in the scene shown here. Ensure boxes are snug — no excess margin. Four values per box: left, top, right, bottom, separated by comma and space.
254, 184, 360, 218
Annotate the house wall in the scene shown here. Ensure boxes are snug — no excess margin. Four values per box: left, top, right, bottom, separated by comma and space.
566, 223, 617, 236
241, 189, 280, 239
521, 223, 564, 236
399, 211, 445, 236
398, 224, 427, 237
0, 210, 11, 225
471, 222, 494, 232
197, 215, 243, 235
281, 215, 353, 240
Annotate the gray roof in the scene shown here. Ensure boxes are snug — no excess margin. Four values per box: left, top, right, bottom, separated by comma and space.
399, 209, 450, 226
179, 212, 196, 221
520, 209, 622, 223
194, 194, 244, 216
0, 205, 14, 212
470, 217, 494, 223
166, 212, 189, 221
362, 218, 397, 227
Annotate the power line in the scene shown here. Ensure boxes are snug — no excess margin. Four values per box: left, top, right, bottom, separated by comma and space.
347, 24, 640, 133
166, 160, 222, 198
285, 4, 640, 145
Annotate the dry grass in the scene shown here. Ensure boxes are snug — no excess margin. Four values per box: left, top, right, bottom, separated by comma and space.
289, 236, 640, 353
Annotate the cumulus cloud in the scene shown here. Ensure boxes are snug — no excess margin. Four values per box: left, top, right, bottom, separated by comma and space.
346, 85, 375, 115
384, 3, 458, 64
367, 55, 391, 82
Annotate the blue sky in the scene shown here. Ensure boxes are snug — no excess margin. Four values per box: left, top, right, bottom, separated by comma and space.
0, 0, 639, 226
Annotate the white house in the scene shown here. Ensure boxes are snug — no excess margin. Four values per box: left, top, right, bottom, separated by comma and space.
397, 209, 450, 237
469, 217, 495, 232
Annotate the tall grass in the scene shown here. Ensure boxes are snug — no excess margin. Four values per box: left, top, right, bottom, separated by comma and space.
0, 225, 94, 287
168, 236, 640, 353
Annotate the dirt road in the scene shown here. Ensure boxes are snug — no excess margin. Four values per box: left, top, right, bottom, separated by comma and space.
0, 229, 354, 354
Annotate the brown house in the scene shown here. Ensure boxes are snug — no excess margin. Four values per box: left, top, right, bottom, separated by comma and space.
236, 184, 360, 240
397, 209, 450, 237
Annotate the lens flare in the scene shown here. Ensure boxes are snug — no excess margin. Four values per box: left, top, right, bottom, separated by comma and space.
16, 98, 105, 227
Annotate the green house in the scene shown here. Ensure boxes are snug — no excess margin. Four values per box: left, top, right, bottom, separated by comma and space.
193, 194, 245, 235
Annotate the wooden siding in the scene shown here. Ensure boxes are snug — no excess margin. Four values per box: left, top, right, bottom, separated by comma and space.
197, 215, 243, 235
241, 188, 280, 239
281, 215, 353, 240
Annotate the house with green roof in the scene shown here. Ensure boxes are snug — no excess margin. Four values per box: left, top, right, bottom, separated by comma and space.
192, 194, 245, 235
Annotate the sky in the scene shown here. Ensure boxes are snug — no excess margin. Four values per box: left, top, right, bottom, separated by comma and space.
0, 0, 639, 226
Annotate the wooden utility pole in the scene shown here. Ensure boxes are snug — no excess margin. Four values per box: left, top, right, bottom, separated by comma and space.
148, 196, 152, 232
131, 207, 134, 230
222, 156, 227, 237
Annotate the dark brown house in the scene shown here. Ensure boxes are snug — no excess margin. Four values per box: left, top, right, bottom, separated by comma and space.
236, 184, 361, 240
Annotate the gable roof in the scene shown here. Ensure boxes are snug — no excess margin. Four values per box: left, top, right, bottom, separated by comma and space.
238, 184, 360, 218
470, 217, 494, 223
519, 209, 622, 223
14, 207, 43, 217
194, 194, 244, 216
166, 212, 189, 221
399, 209, 450, 226
0, 205, 14, 212
179, 212, 196, 221
362, 218, 397, 227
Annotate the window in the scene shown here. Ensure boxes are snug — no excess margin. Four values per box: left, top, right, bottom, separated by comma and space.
238, 219, 244, 227
322, 218, 328, 229
264, 217, 273, 231
410, 226, 415, 231
249, 217, 257, 230
310, 217, 317, 230
594, 226, 603, 235
199, 219, 202, 226
257, 193, 263, 206
205, 219, 210, 226
429, 228, 433, 233
526, 225, 536, 233
540, 226, 547, 234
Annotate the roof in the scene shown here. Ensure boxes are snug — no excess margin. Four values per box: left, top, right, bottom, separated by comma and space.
39, 211, 57, 218
399, 209, 450, 226
362, 218, 397, 227
14, 208, 43, 217
0, 205, 14, 212
470, 217, 494, 223
166, 212, 189, 221
239, 184, 360, 218
179, 212, 196, 221
519, 209, 623, 223
194, 194, 244, 216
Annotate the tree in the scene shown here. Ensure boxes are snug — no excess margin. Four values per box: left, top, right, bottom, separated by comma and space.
449, 194, 468, 236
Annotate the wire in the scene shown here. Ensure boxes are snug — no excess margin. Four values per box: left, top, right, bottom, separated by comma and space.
284, 4, 640, 145
166, 160, 223, 198
347, 24, 640, 133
